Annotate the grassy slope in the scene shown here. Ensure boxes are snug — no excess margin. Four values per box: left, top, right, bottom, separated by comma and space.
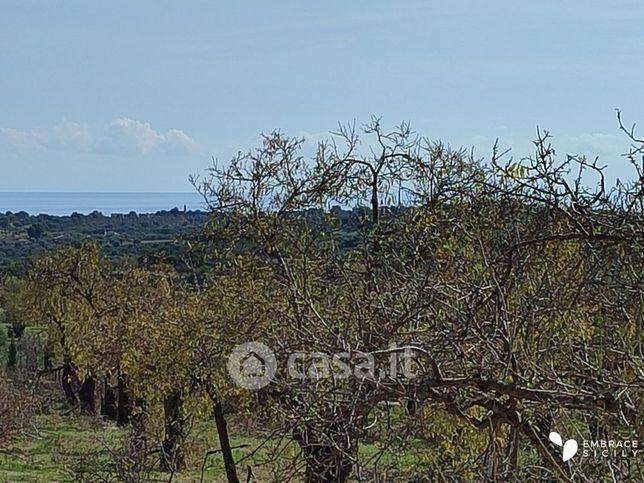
1, 410, 420, 482
1, 413, 270, 482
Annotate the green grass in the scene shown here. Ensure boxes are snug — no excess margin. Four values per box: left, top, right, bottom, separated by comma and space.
1, 408, 426, 482
0, 412, 291, 482
1, 413, 114, 482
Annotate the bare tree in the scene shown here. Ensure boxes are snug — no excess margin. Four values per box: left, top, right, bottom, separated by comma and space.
194, 118, 643, 482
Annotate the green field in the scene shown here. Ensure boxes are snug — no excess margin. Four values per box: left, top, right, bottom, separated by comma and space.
1, 409, 422, 482
1, 412, 278, 482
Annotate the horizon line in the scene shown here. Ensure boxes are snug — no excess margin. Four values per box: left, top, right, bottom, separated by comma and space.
0, 191, 201, 194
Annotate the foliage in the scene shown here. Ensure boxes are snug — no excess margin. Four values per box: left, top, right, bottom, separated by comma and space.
192, 119, 644, 481
0, 209, 210, 275
2, 117, 643, 481
26, 223, 45, 239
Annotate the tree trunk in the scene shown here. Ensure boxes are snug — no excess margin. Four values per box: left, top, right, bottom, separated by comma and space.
43, 343, 54, 371
101, 379, 118, 421
61, 358, 78, 406
131, 398, 148, 454
79, 375, 96, 415
502, 426, 519, 480
116, 372, 131, 426
371, 175, 379, 225
7, 339, 17, 369
161, 390, 185, 471
294, 425, 353, 483
214, 400, 240, 483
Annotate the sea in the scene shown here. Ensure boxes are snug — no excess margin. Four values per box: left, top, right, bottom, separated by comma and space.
0, 192, 206, 216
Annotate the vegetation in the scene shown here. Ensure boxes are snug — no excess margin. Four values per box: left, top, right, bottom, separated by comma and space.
1, 117, 643, 482
0, 209, 210, 275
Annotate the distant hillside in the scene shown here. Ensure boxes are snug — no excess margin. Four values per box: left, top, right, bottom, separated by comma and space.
0, 209, 210, 274
0, 206, 370, 275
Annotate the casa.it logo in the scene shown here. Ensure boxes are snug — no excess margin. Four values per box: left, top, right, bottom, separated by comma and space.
227, 341, 277, 390
549, 432, 578, 462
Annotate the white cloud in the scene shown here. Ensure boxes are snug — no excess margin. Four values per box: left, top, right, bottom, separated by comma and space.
99, 118, 202, 156
0, 118, 202, 156
0, 122, 92, 153
47, 122, 93, 151
164, 128, 202, 155
101, 118, 162, 155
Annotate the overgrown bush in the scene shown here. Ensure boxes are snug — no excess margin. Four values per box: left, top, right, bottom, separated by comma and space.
66, 427, 163, 483
0, 376, 36, 448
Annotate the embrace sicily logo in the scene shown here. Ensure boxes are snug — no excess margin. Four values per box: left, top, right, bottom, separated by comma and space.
549, 432, 578, 462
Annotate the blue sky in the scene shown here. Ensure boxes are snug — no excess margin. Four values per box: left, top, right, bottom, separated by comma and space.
1, 0, 643, 191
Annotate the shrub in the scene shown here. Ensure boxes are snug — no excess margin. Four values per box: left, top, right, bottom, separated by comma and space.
65, 426, 162, 483
26, 223, 45, 239
0, 376, 36, 448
